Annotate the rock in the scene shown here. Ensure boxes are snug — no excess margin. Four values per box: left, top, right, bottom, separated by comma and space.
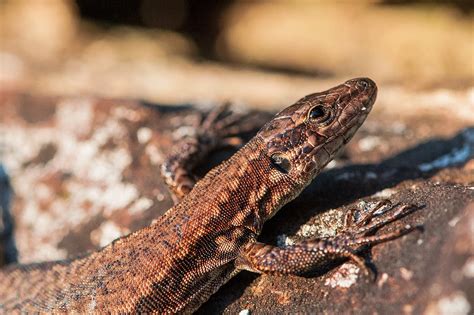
0, 90, 472, 314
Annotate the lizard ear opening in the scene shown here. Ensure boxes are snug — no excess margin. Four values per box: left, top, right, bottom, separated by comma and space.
270, 153, 291, 173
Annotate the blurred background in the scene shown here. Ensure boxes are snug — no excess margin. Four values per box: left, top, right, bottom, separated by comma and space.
0, 0, 473, 107
1, 2, 473, 313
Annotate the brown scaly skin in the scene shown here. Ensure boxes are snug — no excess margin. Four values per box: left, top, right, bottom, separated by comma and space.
161, 102, 263, 202
0, 78, 418, 313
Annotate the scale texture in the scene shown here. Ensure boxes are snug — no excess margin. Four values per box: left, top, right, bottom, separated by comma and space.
0, 78, 412, 314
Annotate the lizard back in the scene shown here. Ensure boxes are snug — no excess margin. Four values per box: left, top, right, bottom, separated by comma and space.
0, 78, 377, 313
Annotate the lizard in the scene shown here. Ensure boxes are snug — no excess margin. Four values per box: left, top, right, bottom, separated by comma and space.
0, 78, 420, 313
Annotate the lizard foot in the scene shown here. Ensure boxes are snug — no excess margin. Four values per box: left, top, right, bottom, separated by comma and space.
341, 200, 422, 238
328, 200, 423, 277
199, 102, 265, 147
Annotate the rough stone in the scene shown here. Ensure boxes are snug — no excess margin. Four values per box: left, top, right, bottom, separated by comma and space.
0, 91, 472, 314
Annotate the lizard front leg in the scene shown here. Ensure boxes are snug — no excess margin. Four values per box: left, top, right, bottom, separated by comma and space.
236, 201, 421, 277
161, 103, 263, 202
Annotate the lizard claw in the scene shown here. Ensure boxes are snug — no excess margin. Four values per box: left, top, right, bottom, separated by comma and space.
199, 102, 265, 145
343, 200, 423, 238
162, 102, 265, 202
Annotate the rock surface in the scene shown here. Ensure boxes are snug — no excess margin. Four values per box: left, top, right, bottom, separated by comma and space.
0, 90, 473, 314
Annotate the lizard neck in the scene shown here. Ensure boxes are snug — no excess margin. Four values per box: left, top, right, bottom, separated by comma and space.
179, 136, 302, 230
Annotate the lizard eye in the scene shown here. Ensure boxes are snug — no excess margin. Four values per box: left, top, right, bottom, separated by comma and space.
270, 153, 291, 173
308, 105, 331, 124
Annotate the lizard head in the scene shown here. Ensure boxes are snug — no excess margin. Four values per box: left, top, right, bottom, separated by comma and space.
258, 77, 377, 186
